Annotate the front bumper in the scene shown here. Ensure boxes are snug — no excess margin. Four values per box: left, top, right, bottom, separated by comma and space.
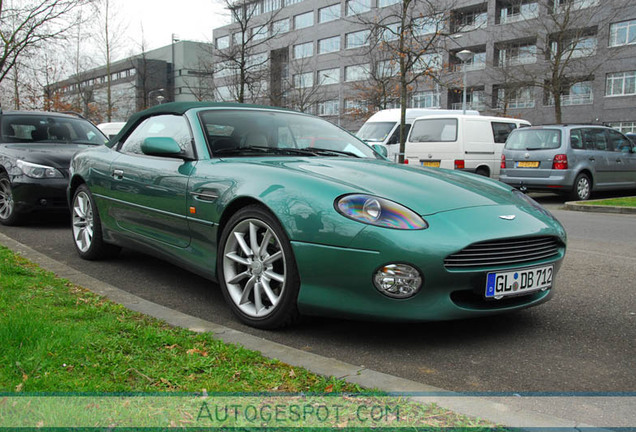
11, 176, 69, 214
292, 205, 566, 321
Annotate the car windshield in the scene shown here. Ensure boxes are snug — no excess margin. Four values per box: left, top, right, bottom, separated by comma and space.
505, 129, 561, 150
1, 115, 108, 145
200, 109, 381, 159
355, 121, 396, 142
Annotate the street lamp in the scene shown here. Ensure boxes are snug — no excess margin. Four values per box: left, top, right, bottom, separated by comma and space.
148, 88, 165, 106
456, 49, 474, 114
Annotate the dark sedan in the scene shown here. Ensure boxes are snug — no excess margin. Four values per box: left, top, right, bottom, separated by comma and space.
0, 110, 108, 225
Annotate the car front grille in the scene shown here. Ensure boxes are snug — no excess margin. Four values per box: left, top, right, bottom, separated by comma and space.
444, 236, 562, 269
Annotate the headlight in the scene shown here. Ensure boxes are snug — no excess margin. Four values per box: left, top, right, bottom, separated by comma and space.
335, 194, 428, 230
17, 160, 64, 179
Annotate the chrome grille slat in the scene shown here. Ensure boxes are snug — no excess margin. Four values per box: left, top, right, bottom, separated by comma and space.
444, 236, 561, 269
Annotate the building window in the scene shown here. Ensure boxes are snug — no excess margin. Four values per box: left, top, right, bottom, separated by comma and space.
552, 0, 599, 13
318, 100, 340, 116
319, 4, 340, 23
293, 42, 313, 58
414, 52, 444, 72
496, 42, 537, 67
252, 25, 268, 40
346, 0, 370, 16
318, 36, 340, 54
377, 60, 398, 78
412, 91, 441, 108
318, 68, 340, 84
496, 86, 536, 109
414, 16, 439, 36
294, 11, 313, 29
546, 81, 594, 106
216, 86, 233, 101
378, 0, 400, 7
345, 64, 369, 82
610, 20, 636, 47
607, 121, 636, 133
272, 18, 290, 35
606, 71, 636, 97
453, 6, 488, 32
345, 30, 370, 49
285, 0, 303, 5
551, 34, 597, 59
345, 99, 369, 113
263, 0, 281, 13
294, 72, 314, 88
233, 32, 242, 45
216, 35, 230, 49
497, 0, 538, 24
380, 23, 400, 42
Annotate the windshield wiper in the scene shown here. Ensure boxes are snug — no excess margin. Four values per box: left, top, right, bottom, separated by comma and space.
298, 147, 360, 158
214, 146, 317, 156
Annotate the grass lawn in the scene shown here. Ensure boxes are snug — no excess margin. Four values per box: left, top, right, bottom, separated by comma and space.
583, 197, 636, 207
0, 244, 499, 429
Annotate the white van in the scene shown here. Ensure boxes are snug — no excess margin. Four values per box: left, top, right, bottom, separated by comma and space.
97, 122, 126, 139
405, 114, 530, 178
356, 108, 479, 161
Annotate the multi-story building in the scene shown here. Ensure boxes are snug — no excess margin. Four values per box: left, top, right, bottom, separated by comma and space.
211, 0, 636, 132
49, 41, 213, 122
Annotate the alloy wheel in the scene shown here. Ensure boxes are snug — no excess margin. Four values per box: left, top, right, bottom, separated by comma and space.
222, 218, 287, 318
72, 190, 94, 253
0, 177, 14, 221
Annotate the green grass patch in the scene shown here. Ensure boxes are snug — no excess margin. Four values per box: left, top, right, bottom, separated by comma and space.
582, 197, 636, 207
0, 244, 500, 429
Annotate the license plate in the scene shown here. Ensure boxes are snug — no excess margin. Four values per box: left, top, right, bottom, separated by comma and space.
485, 265, 553, 299
421, 161, 440, 168
516, 161, 540, 168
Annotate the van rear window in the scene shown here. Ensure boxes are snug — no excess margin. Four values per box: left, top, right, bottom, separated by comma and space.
409, 119, 457, 142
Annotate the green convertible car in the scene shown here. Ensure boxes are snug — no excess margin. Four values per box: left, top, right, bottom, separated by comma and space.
68, 102, 567, 329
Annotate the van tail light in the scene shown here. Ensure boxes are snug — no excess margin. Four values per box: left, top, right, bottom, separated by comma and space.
454, 160, 465, 170
403, 159, 409, 164
501, 154, 506, 169
552, 154, 568, 170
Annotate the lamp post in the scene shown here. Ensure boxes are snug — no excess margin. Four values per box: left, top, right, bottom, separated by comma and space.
148, 88, 165, 106
171, 34, 180, 102
456, 49, 474, 114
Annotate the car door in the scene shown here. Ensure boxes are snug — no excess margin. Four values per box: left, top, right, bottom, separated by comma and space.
606, 129, 636, 187
581, 127, 613, 188
108, 114, 195, 248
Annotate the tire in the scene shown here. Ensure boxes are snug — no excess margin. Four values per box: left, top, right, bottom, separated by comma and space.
475, 167, 489, 177
570, 173, 592, 201
217, 205, 300, 329
71, 184, 121, 260
0, 172, 22, 226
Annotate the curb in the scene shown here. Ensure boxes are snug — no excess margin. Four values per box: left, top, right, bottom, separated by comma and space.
0, 232, 613, 430
564, 199, 636, 214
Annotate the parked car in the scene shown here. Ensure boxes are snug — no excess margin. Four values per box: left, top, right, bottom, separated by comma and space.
500, 125, 636, 201
356, 108, 480, 162
0, 110, 108, 225
68, 102, 566, 329
404, 114, 530, 178
97, 121, 126, 140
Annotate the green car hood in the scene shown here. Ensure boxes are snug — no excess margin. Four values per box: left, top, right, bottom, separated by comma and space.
238, 158, 515, 216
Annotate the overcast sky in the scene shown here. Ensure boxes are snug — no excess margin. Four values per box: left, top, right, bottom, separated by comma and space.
118, 0, 230, 54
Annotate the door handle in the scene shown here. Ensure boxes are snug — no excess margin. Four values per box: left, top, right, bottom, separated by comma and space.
112, 169, 124, 180
588, 157, 595, 161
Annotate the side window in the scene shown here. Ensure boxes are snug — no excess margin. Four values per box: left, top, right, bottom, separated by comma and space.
492, 122, 516, 143
582, 128, 608, 151
119, 115, 193, 157
607, 129, 632, 153
570, 129, 583, 149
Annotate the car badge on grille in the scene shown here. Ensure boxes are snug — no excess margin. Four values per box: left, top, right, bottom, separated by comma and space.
524, 152, 530, 159
499, 215, 516, 220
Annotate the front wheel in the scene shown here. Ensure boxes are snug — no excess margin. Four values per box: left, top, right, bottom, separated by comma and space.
0, 173, 22, 225
570, 173, 592, 201
218, 205, 300, 329
71, 184, 120, 260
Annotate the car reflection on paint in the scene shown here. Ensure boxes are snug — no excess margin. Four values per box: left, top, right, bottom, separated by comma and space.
68, 102, 567, 329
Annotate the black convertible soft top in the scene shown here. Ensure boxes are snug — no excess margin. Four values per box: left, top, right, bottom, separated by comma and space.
107, 101, 297, 148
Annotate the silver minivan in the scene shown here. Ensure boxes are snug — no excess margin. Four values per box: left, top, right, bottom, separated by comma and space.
500, 125, 636, 200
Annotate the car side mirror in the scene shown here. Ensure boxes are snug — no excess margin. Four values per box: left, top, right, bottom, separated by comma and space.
372, 144, 388, 158
141, 137, 184, 158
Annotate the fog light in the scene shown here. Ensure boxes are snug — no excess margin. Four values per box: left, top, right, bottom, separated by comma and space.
373, 264, 422, 299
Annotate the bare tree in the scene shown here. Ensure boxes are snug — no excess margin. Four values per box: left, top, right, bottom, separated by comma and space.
282, 56, 330, 114
0, 0, 90, 89
490, 0, 631, 123
213, 0, 283, 103
355, 0, 456, 162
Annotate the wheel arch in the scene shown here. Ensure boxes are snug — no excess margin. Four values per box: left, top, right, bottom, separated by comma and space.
217, 196, 269, 244
68, 175, 86, 205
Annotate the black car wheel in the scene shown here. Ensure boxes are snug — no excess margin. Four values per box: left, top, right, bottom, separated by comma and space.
71, 184, 120, 260
0, 173, 21, 226
218, 205, 300, 329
